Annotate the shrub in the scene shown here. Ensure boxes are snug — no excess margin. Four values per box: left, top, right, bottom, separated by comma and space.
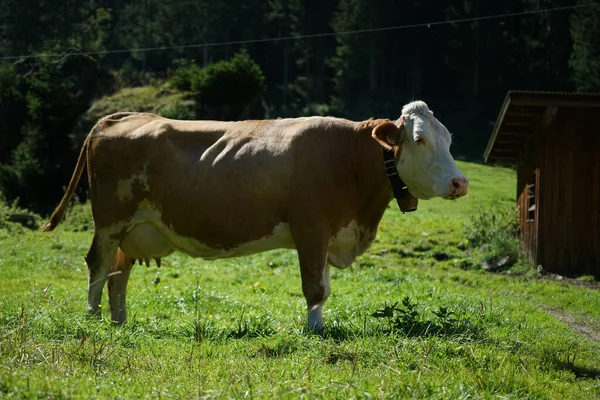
169, 59, 198, 91
464, 204, 523, 270
58, 200, 94, 232
158, 100, 195, 120
191, 49, 265, 107
466, 204, 519, 247
169, 50, 265, 110
0, 193, 41, 232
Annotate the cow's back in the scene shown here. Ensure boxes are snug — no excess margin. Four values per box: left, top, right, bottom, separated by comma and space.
87, 113, 369, 258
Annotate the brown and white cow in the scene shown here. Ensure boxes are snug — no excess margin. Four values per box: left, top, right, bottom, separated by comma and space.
43, 100, 467, 330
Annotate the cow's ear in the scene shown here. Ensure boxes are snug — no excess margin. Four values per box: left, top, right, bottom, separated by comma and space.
372, 118, 405, 150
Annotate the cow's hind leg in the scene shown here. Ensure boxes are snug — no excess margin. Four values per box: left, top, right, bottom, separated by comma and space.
292, 225, 331, 331
108, 248, 134, 324
85, 229, 120, 317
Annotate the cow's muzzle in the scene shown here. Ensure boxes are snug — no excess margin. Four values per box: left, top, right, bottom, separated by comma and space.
443, 177, 468, 200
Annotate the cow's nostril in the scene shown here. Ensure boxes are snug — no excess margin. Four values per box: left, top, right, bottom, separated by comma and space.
453, 180, 460, 190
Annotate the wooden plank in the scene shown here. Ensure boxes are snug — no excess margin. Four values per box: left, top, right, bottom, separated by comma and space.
486, 158, 517, 166
542, 106, 558, 129
566, 109, 598, 276
489, 148, 520, 154
496, 140, 525, 145
499, 131, 534, 137
511, 95, 600, 108
502, 121, 535, 128
535, 138, 547, 265
484, 95, 512, 162
547, 126, 561, 272
561, 118, 574, 275
538, 137, 546, 268
498, 139, 526, 146
536, 109, 600, 276
502, 120, 535, 129
591, 116, 600, 275
533, 166, 540, 266
492, 145, 522, 152
506, 106, 544, 116
537, 136, 547, 268
572, 114, 587, 273
503, 114, 538, 124
499, 124, 534, 134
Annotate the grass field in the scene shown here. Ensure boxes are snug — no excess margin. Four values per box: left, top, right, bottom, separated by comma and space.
1, 160, 599, 399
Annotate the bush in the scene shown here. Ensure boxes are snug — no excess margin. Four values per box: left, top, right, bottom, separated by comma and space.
192, 49, 265, 107
169, 50, 265, 112
58, 201, 94, 232
169, 59, 197, 91
464, 204, 523, 271
466, 204, 519, 247
158, 100, 195, 120
0, 193, 41, 232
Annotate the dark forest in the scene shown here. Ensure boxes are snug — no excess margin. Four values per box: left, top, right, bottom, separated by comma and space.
1, 0, 599, 213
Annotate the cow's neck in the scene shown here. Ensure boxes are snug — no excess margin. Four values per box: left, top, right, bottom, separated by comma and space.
351, 121, 398, 229
382, 148, 418, 213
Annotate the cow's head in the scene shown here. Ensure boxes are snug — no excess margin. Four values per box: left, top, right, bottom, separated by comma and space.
372, 100, 468, 200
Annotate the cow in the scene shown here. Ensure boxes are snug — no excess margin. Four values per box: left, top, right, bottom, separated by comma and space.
42, 100, 468, 330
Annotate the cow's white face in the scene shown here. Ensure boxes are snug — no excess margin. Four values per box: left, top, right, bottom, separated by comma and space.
372, 101, 468, 200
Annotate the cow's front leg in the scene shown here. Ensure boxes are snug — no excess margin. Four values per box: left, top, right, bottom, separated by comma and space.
303, 262, 330, 331
292, 226, 331, 331
108, 248, 134, 324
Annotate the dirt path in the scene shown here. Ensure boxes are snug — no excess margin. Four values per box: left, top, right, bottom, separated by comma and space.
543, 307, 600, 342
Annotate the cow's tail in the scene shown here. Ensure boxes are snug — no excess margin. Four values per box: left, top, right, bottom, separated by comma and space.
42, 136, 89, 232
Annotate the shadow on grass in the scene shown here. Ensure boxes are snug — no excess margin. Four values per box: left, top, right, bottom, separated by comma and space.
559, 363, 600, 379
546, 352, 600, 379
175, 295, 491, 344
293, 297, 489, 344
183, 312, 278, 341
367, 296, 487, 342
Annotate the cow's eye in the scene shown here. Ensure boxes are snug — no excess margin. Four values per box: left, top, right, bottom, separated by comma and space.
415, 137, 424, 145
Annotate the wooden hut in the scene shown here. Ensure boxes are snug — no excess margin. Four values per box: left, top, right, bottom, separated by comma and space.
484, 90, 600, 277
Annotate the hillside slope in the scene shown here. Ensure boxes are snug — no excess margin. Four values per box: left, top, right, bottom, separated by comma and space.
3, 159, 600, 399
71, 84, 194, 143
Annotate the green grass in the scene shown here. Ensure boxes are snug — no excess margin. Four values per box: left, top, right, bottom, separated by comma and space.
87, 85, 193, 118
73, 84, 195, 142
1, 161, 599, 399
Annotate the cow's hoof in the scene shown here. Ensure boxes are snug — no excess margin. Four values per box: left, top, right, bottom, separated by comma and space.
307, 322, 325, 334
86, 307, 102, 318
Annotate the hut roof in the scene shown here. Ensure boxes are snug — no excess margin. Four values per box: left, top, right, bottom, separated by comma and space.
484, 90, 600, 165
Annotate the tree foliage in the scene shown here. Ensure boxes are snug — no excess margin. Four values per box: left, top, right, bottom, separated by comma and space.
0, 53, 98, 212
190, 50, 265, 108
169, 50, 266, 119
0, 0, 599, 212
570, 0, 600, 91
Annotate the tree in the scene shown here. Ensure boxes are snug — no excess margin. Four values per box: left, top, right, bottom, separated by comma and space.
329, 0, 383, 118
0, 54, 98, 213
265, 0, 312, 115
330, 0, 448, 119
570, 0, 600, 91
0, 0, 44, 56
169, 49, 266, 120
